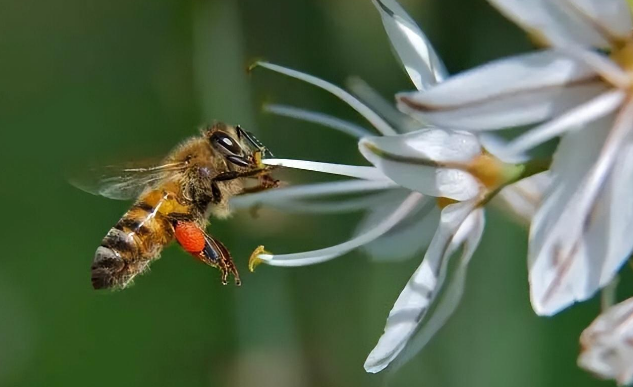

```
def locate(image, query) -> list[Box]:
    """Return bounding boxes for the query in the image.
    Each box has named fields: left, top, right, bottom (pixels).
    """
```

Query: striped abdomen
left=92, top=187, right=194, bottom=289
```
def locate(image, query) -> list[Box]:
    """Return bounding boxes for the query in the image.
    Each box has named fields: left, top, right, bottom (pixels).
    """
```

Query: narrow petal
left=387, top=208, right=485, bottom=372
left=372, top=0, right=448, bottom=89
left=354, top=192, right=440, bottom=261
left=529, top=101, right=633, bottom=316
left=254, top=62, right=397, bottom=135
left=399, top=81, right=609, bottom=131
left=398, top=50, right=596, bottom=109
left=264, top=104, right=373, bottom=138
left=502, top=90, right=624, bottom=155
left=561, top=0, right=633, bottom=44
left=257, top=193, right=424, bottom=266
left=231, top=179, right=398, bottom=208
left=558, top=45, right=631, bottom=89
left=488, top=0, right=616, bottom=48
left=262, top=158, right=391, bottom=181
left=495, top=172, right=551, bottom=225
left=578, top=297, right=633, bottom=385
left=359, top=130, right=482, bottom=200
left=364, top=201, right=480, bottom=373
left=346, top=77, right=419, bottom=132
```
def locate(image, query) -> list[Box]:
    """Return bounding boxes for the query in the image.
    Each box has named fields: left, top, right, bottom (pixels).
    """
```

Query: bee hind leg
left=174, top=221, right=241, bottom=286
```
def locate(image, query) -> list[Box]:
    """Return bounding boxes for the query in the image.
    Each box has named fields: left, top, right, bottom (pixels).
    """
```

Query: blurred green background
left=0, top=0, right=626, bottom=386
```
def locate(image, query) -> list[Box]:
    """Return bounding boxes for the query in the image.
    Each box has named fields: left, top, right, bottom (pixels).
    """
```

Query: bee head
left=205, top=123, right=273, bottom=168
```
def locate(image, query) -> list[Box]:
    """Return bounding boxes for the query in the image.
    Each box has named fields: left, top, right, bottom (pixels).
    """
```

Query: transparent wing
left=70, top=160, right=186, bottom=200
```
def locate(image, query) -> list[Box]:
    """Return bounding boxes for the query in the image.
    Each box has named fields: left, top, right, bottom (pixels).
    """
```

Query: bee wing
left=70, top=161, right=186, bottom=200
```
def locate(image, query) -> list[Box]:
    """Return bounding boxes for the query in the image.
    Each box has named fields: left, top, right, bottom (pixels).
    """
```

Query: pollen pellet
left=175, top=222, right=206, bottom=253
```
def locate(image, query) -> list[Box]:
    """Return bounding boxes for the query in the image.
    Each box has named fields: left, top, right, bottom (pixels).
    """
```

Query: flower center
left=436, top=197, right=458, bottom=209
left=467, top=153, right=508, bottom=191
left=611, top=39, right=633, bottom=78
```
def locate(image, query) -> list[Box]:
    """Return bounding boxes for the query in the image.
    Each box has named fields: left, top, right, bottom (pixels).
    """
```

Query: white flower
left=241, top=0, right=543, bottom=375
left=395, top=0, right=633, bottom=317
left=579, top=296, right=633, bottom=385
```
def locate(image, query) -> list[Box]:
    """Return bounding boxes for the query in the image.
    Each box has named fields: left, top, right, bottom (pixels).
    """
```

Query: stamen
left=264, top=104, right=373, bottom=138
left=251, top=193, right=426, bottom=267
left=262, top=158, right=391, bottom=181
left=231, top=180, right=398, bottom=208
left=253, top=62, right=398, bottom=136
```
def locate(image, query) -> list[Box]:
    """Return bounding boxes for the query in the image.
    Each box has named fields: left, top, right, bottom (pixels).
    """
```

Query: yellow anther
left=611, top=39, right=633, bottom=76
left=248, top=245, right=270, bottom=272
left=436, top=197, right=458, bottom=209
left=467, top=153, right=506, bottom=190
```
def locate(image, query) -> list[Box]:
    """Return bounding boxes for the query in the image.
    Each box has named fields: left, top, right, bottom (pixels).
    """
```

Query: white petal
left=488, top=0, right=616, bottom=48
left=232, top=179, right=398, bottom=208
left=388, top=208, right=485, bottom=371
left=262, top=159, right=391, bottom=181
left=399, top=81, right=609, bottom=131
left=478, top=133, right=530, bottom=164
left=258, top=193, right=424, bottom=266
left=561, top=0, right=633, bottom=44
left=372, top=0, right=448, bottom=89
left=502, top=90, right=624, bottom=155
left=578, top=297, right=633, bottom=385
left=264, top=104, right=373, bottom=138
left=355, top=192, right=439, bottom=261
left=398, top=50, right=596, bottom=109
left=529, top=101, right=633, bottom=315
left=558, top=45, right=631, bottom=89
left=364, top=201, right=479, bottom=373
left=255, top=62, right=397, bottom=136
left=601, top=139, right=633, bottom=287
left=346, top=77, right=419, bottom=132
left=495, top=172, right=551, bottom=225
left=359, top=130, right=482, bottom=200
left=398, top=81, right=608, bottom=131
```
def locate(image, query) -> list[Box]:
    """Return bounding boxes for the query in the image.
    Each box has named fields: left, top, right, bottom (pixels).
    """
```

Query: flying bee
left=74, top=123, right=279, bottom=290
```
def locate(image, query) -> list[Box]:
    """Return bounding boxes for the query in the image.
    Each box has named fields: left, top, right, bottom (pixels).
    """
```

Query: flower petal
left=359, top=129, right=482, bottom=200
left=372, top=0, right=448, bottom=89
left=495, top=172, right=551, bottom=226
left=264, top=104, right=373, bottom=138
left=501, top=90, right=624, bottom=155
left=578, top=297, right=633, bottom=386
left=364, top=201, right=480, bottom=373
left=558, top=45, right=631, bottom=89
left=387, top=208, right=485, bottom=372
left=257, top=192, right=424, bottom=266
left=488, top=0, right=618, bottom=48
left=398, top=50, right=596, bottom=109
left=561, top=0, right=633, bottom=44
left=346, top=77, right=419, bottom=132
left=529, top=101, right=633, bottom=315
left=354, top=191, right=439, bottom=261
left=400, top=81, right=608, bottom=131
left=262, top=158, right=391, bottom=181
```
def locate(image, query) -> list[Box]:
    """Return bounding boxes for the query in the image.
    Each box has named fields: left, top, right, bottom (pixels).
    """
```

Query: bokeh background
left=1, top=0, right=629, bottom=386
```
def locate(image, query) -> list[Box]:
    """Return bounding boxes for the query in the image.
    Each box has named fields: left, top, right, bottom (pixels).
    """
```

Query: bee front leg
left=173, top=221, right=241, bottom=286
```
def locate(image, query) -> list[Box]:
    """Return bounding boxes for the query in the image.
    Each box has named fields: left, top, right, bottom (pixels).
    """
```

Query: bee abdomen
left=91, top=245, right=126, bottom=289
left=100, top=227, right=138, bottom=258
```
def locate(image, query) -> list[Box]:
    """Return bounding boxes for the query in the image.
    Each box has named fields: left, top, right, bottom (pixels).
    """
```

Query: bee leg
left=211, top=181, right=222, bottom=204
left=212, top=168, right=267, bottom=182
left=174, top=221, right=241, bottom=286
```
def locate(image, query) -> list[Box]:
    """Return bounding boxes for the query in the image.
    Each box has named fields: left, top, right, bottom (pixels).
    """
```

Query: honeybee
left=74, top=123, right=279, bottom=290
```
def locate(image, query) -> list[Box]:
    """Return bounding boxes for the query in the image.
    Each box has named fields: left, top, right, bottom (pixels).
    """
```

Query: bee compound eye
left=210, top=131, right=243, bottom=156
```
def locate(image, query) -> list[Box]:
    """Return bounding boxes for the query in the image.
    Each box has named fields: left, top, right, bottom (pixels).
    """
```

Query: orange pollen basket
left=174, top=222, right=206, bottom=253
